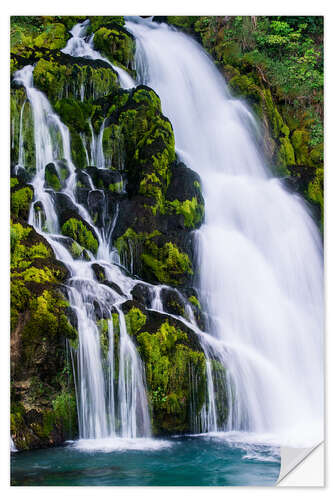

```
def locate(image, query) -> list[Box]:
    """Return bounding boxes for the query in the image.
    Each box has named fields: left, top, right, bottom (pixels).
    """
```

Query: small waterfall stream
left=14, top=62, right=151, bottom=441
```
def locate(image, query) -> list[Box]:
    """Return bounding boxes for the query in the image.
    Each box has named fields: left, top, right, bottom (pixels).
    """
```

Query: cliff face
left=156, top=16, right=324, bottom=228
left=10, top=16, right=216, bottom=449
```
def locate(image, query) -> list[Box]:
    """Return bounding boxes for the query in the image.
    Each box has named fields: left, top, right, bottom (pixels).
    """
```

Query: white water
left=126, top=17, right=324, bottom=447
left=62, top=20, right=135, bottom=90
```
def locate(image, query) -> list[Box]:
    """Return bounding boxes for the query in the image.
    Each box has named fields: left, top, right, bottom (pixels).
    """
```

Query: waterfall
left=61, top=19, right=135, bottom=90
left=126, top=17, right=324, bottom=447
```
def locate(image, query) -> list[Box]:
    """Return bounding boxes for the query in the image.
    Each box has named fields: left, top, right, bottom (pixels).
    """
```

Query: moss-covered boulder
left=118, top=301, right=223, bottom=434
left=93, top=24, right=135, bottom=69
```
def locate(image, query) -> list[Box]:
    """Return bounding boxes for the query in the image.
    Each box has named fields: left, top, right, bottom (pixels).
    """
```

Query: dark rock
left=161, top=287, right=185, bottom=316
left=66, top=306, right=78, bottom=331
left=91, top=263, right=106, bottom=282
left=87, top=189, right=105, bottom=227
left=76, top=168, right=92, bottom=189
left=166, top=162, right=203, bottom=202
left=15, top=165, right=32, bottom=184
left=131, top=283, right=153, bottom=308
left=102, top=280, right=124, bottom=296
left=53, top=193, right=78, bottom=226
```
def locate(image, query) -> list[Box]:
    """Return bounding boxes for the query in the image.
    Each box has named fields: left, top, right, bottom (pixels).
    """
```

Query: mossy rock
left=229, top=74, right=261, bottom=103
left=33, top=53, right=118, bottom=103
left=136, top=318, right=207, bottom=434
left=61, top=217, right=99, bottom=255
left=10, top=219, right=78, bottom=450
left=44, top=163, right=62, bottom=191
left=93, top=24, right=135, bottom=69
left=34, top=23, right=69, bottom=50
left=291, top=129, right=310, bottom=166
left=11, top=184, right=33, bottom=220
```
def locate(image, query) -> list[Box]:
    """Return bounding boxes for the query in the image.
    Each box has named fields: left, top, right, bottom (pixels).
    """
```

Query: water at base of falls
left=11, top=435, right=280, bottom=486
left=126, top=16, right=324, bottom=448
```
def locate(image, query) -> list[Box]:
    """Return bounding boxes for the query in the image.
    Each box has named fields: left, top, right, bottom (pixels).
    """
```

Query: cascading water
left=13, top=51, right=151, bottom=442
left=126, top=17, right=324, bottom=447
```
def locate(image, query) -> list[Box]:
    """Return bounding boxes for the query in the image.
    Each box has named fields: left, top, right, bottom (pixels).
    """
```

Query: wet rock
left=102, top=280, right=124, bottom=296
left=87, top=189, right=105, bottom=227
left=160, top=287, right=185, bottom=316
left=44, top=162, right=62, bottom=191
left=91, top=263, right=106, bottom=282
left=131, top=283, right=153, bottom=308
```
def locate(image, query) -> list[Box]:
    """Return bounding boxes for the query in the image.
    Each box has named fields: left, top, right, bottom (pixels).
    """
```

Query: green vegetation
left=137, top=320, right=207, bottom=433
left=11, top=186, right=33, bottom=220
left=61, top=218, right=98, bottom=255
left=125, top=307, right=147, bottom=335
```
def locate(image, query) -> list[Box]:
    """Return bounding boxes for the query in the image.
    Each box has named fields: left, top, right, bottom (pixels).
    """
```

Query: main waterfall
left=126, top=17, right=324, bottom=447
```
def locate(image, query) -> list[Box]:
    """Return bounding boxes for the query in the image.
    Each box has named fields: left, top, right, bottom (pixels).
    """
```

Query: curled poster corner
left=276, top=442, right=324, bottom=486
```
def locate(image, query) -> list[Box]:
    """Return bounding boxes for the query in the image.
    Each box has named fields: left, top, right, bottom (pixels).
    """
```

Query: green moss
left=54, top=99, right=91, bottom=133
left=188, top=295, right=201, bottom=310
left=141, top=241, right=193, bottom=286
left=86, top=16, right=125, bottom=34
left=263, top=88, right=290, bottom=140
left=11, top=186, right=33, bottom=220
left=308, top=167, right=324, bottom=217
left=108, top=181, right=124, bottom=192
left=229, top=74, right=261, bottom=102
left=93, top=25, right=134, bottom=68
left=11, top=178, right=19, bottom=188
left=23, top=290, right=76, bottom=341
left=97, top=318, right=109, bottom=357
left=61, top=218, right=98, bottom=255
left=70, top=241, right=85, bottom=259
left=167, top=197, right=204, bottom=228
left=52, top=391, right=77, bottom=433
left=45, top=165, right=61, bottom=191
left=125, top=307, right=147, bottom=335
left=137, top=320, right=207, bottom=433
left=291, top=129, right=310, bottom=165
left=165, top=16, right=198, bottom=33
left=112, top=312, right=120, bottom=335
left=277, top=136, right=296, bottom=171
left=33, top=58, right=118, bottom=103
left=34, top=23, right=69, bottom=50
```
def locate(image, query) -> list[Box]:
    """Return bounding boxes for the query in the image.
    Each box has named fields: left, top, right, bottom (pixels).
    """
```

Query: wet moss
left=229, top=74, right=261, bottom=103
left=141, top=241, right=193, bottom=286
left=11, top=185, right=33, bottom=220
left=44, top=163, right=61, bottom=191
left=34, top=23, right=69, bottom=50
left=93, top=25, right=135, bottom=69
left=166, top=197, right=204, bottom=228
left=291, top=129, right=311, bottom=166
left=33, top=57, right=118, bottom=103
left=124, top=307, right=147, bottom=336
left=136, top=320, right=207, bottom=434
left=188, top=295, right=201, bottom=310
left=307, top=167, right=324, bottom=225
left=61, top=218, right=98, bottom=255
